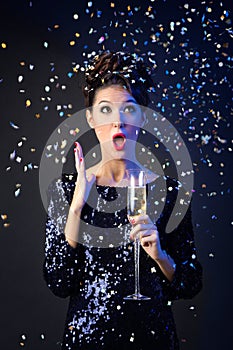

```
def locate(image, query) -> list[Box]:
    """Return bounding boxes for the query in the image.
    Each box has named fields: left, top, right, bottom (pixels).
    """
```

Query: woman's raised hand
left=70, top=142, right=96, bottom=214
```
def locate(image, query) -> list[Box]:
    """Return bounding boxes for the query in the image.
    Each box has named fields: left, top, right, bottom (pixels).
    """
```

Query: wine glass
left=124, top=169, right=151, bottom=301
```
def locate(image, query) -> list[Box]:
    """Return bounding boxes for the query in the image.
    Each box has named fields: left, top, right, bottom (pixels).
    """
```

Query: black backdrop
left=0, top=0, right=232, bottom=349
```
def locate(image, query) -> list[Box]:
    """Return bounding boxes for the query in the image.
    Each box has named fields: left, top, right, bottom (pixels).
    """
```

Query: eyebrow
left=98, top=99, right=137, bottom=105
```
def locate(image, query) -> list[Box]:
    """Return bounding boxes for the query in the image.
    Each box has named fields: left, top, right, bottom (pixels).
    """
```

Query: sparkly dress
left=44, top=174, right=202, bottom=350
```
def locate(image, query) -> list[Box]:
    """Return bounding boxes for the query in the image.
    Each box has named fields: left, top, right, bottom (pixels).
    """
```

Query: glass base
left=123, top=293, right=151, bottom=301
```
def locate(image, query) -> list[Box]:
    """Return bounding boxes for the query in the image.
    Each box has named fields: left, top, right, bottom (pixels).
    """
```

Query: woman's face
left=86, top=85, right=145, bottom=160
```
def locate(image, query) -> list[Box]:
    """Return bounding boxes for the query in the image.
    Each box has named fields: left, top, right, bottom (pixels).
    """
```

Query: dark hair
left=83, top=51, right=155, bottom=108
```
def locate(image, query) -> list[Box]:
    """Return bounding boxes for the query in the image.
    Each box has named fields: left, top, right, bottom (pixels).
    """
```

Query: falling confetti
left=10, top=121, right=20, bottom=129
left=0, top=0, right=232, bottom=348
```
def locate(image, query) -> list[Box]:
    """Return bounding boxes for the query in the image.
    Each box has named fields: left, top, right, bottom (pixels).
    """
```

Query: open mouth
left=112, top=133, right=126, bottom=151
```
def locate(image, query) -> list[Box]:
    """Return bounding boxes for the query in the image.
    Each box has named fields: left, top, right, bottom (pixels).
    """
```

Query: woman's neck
left=95, top=159, right=141, bottom=186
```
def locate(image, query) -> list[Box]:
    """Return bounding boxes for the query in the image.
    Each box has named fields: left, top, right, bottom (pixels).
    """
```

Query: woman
left=44, top=51, right=202, bottom=349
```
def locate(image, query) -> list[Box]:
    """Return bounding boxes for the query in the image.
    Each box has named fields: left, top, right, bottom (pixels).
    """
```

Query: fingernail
left=80, top=157, right=83, bottom=162
left=130, top=218, right=135, bottom=224
left=74, top=148, right=77, bottom=153
left=74, top=142, right=78, bottom=146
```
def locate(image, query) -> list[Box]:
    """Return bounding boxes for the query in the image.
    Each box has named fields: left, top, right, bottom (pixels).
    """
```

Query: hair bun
left=83, top=51, right=155, bottom=107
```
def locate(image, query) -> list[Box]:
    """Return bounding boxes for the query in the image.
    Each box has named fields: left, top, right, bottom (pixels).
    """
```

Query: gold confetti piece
left=35, top=113, right=40, bottom=119
left=75, top=32, right=80, bottom=38
left=1, top=214, right=7, bottom=220
left=4, top=222, right=10, bottom=228
left=54, top=24, right=59, bottom=29
left=110, top=2, right=115, bottom=7
left=70, top=128, right=80, bottom=135
left=25, top=99, right=31, bottom=107
left=1, top=42, right=7, bottom=49
left=61, top=140, right=67, bottom=149
left=70, top=40, right=75, bottom=46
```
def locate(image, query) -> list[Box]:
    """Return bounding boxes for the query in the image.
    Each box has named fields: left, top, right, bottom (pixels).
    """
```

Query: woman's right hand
left=70, top=142, right=96, bottom=214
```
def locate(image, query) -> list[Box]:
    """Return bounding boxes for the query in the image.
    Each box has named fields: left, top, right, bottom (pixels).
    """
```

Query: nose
left=112, top=109, right=126, bottom=128
left=113, top=121, right=125, bottom=128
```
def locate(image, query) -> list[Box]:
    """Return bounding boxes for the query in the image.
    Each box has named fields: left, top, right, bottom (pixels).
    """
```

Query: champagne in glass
left=124, top=169, right=151, bottom=301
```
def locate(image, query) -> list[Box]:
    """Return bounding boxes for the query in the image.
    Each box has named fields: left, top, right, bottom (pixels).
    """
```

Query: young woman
left=44, top=51, right=202, bottom=349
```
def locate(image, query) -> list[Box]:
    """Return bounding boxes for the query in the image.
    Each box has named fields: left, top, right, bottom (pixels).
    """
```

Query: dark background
left=0, top=0, right=232, bottom=349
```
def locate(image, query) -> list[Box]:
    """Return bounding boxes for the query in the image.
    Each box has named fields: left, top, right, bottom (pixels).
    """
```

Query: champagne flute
left=124, top=169, right=151, bottom=301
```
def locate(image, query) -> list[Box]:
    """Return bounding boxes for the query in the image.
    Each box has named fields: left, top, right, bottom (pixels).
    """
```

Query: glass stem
left=134, top=237, right=140, bottom=296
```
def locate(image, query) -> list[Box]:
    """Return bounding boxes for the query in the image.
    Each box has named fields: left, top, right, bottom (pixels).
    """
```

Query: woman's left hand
left=129, top=214, right=165, bottom=262
left=129, top=214, right=176, bottom=281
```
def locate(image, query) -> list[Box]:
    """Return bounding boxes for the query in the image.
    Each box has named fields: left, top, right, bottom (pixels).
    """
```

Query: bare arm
left=64, top=142, right=95, bottom=248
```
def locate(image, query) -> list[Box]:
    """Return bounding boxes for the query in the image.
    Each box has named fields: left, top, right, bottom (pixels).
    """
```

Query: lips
left=112, top=133, right=126, bottom=151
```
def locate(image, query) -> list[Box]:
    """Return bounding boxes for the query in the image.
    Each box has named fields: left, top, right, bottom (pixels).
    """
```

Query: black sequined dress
left=44, top=174, right=202, bottom=350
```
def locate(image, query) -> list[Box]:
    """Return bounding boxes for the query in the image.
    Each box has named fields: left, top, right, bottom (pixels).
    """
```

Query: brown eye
left=101, top=106, right=112, bottom=114
left=124, top=105, right=136, bottom=113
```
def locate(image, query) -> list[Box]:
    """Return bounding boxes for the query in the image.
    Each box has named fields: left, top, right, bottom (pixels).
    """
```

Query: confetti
left=14, top=185, right=21, bottom=197
left=25, top=99, right=31, bottom=107
left=18, top=75, right=24, bottom=83
left=1, top=0, right=232, bottom=347
left=10, top=121, right=20, bottom=129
